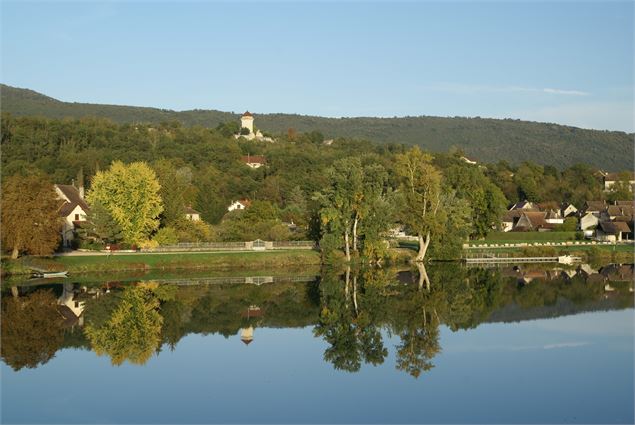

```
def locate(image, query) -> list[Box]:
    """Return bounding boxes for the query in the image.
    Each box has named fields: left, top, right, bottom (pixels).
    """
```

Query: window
left=75, top=214, right=79, bottom=221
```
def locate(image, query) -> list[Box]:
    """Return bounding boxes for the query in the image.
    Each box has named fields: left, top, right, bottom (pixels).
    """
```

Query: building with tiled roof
left=55, top=184, right=90, bottom=248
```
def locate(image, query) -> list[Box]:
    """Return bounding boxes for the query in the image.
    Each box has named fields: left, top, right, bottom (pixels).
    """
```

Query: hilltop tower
left=240, top=111, right=254, bottom=135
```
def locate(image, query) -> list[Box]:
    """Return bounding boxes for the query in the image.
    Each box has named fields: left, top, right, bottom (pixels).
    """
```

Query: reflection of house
left=227, top=199, right=251, bottom=212
left=55, top=184, right=90, bottom=248
left=184, top=206, right=201, bottom=221
left=57, top=283, right=87, bottom=326
left=240, top=326, right=254, bottom=345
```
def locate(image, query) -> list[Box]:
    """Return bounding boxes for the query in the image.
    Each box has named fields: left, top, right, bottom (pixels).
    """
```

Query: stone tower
left=240, top=111, right=254, bottom=135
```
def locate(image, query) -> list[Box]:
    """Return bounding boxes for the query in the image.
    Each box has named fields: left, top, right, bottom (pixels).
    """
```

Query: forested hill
left=2, top=84, right=632, bottom=170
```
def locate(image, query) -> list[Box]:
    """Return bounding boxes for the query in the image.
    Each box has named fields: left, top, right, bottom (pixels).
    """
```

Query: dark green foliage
left=2, top=84, right=632, bottom=170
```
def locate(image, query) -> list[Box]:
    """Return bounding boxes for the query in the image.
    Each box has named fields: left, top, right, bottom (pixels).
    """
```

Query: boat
left=29, top=270, right=69, bottom=279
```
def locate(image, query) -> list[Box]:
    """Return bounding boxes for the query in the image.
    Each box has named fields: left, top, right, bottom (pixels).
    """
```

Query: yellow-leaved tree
left=87, top=161, right=163, bottom=245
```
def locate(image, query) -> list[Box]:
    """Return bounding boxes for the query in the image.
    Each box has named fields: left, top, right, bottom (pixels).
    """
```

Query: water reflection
left=1, top=264, right=633, bottom=375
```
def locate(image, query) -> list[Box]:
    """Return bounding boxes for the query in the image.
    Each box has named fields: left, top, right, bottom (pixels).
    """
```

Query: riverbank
left=1, top=250, right=322, bottom=276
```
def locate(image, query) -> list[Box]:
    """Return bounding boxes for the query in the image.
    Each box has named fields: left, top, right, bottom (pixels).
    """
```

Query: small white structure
left=580, top=212, right=599, bottom=231
left=227, top=199, right=251, bottom=212
left=461, top=156, right=477, bottom=165
left=184, top=206, right=201, bottom=221
left=561, top=203, right=578, bottom=218
left=509, top=200, right=535, bottom=211
left=603, top=172, right=635, bottom=192
left=241, top=155, right=266, bottom=169
left=545, top=209, right=564, bottom=225
left=240, top=326, right=254, bottom=345
left=55, top=184, right=90, bottom=248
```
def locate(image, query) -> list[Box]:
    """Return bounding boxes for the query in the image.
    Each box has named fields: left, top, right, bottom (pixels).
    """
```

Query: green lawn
left=471, top=231, right=578, bottom=245
left=3, top=250, right=321, bottom=276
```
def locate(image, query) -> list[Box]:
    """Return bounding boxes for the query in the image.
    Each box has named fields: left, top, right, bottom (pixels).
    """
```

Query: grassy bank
left=2, top=250, right=322, bottom=276
left=471, top=231, right=578, bottom=245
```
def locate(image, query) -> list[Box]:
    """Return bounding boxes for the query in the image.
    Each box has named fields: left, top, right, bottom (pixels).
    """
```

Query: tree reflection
left=1, top=290, right=65, bottom=371
left=84, top=285, right=163, bottom=366
left=314, top=267, right=388, bottom=372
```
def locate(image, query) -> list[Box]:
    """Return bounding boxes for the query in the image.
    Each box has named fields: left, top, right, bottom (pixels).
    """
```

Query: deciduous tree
left=1, top=174, right=61, bottom=258
left=87, top=161, right=163, bottom=244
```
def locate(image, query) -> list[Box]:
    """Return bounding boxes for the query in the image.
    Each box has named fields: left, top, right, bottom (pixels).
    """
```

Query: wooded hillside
left=2, top=84, right=632, bottom=170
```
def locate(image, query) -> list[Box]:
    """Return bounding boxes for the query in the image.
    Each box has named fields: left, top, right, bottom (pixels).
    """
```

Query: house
left=596, top=221, right=632, bottom=242
left=580, top=212, right=599, bottom=234
left=184, top=206, right=201, bottom=221
left=227, top=199, right=251, bottom=212
left=461, top=156, right=477, bottom=165
left=513, top=211, right=551, bottom=232
left=55, top=184, right=90, bottom=248
left=561, top=203, right=578, bottom=218
left=509, top=200, right=536, bottom=211
left=240, top=155, right=266, bottom=169
left=501, top=209, right=524, bottom=232
left=603, top=172, right=635, bottom=192
left=582, top=200, right=606, bottom=216
left=545, top=209, right=564, bottom=225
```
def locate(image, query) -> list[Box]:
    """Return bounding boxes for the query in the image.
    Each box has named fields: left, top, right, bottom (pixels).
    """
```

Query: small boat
left=30, top=270, right=69, bottom=279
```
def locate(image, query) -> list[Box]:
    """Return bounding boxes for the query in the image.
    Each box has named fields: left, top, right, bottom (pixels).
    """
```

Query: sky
left=1, top=1, right=633, bottom=132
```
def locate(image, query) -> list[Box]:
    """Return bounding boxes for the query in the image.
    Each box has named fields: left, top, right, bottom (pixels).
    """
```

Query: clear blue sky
left=2, top=1, right=633, bottom=131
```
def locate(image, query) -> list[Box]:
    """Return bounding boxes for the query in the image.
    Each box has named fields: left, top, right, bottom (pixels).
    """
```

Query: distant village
left=501, top=171, right=634, bottom=242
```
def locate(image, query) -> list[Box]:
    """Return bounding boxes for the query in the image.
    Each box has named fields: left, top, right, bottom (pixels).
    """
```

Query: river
left=1, top=263, right=633, bottom=423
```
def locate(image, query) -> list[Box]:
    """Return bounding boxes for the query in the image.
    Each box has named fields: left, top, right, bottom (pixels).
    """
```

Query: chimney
left=79, top=185, right=85, bottom=200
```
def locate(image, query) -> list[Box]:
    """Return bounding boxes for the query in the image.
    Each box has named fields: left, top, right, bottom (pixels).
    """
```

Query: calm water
left=1, top=264, right=633, bottom=424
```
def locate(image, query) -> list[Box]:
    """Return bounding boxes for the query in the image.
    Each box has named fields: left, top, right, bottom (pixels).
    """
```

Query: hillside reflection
left=2, top=263, right=633, bottom=376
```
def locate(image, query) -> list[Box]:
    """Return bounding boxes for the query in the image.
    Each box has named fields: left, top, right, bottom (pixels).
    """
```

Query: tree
left=395, top=147, right=445, bottom=262
left=1, top=174, right=61, bottom=258
left=444, top=163, right=507, bottom=238
left=317, top=158, right=364, bottom=262
left=87, top=161, right=163, bottom=244
left=0, top=290, right=65, bottom=370
left=84, top=199, right=124, bottom=244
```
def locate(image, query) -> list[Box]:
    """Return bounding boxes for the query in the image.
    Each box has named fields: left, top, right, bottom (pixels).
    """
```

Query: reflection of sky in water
left=2, top=310, right=633, bottom=424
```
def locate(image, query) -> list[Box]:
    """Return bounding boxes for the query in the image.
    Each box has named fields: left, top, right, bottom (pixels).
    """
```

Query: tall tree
left=396, top=147, right=445, bottom=262
left=1, top=174, right=61, bottom=258
left=87, top=161, right=163, bottom=244
left=317, top=158, right=363, bottom=262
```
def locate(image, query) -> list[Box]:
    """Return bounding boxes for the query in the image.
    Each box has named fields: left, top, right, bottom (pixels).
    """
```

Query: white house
left=580, top=212, right=599, bottom=237
left=184, top=206, right=201, bottom=221
left=241, top=155, right=266, bottom=169
left=55, top=184, right=90, bottom=248
left=509, top=200, right=535, bottom=211
left=603, top=172, right=635, bottom=192
left=561, top=203, right=578, bottom=218
left=545, top=209, right=564, bottom=225
left=227, top=199, right=251, bottom=212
